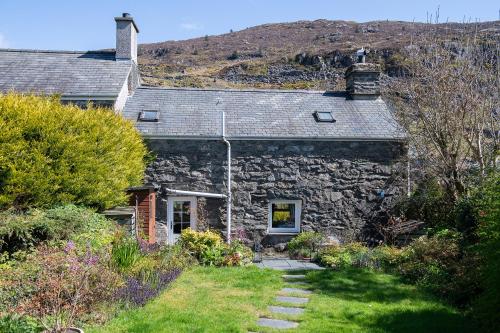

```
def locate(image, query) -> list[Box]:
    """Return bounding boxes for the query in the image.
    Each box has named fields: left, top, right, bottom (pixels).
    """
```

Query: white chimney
left=115, top=13, right=139, bottom=62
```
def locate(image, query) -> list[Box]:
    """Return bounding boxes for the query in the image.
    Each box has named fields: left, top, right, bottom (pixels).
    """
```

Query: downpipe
left=222, top=111, right=232, bottom=244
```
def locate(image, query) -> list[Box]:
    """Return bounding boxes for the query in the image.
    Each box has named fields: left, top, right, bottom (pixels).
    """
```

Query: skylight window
left=314, top=111, right=335, bottom=123
left=139, top=110, right=159, bottom=122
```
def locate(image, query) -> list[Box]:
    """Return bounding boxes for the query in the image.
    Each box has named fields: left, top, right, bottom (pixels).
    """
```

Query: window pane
left=140, top=110, right=158, bottom=120
left=272, top=203, right=295, bottom=229
left=316, top=111, right=334, bottom=122
left=174, top=211, right=183, bottom=223
left=182, top=201, right=191, bottom=212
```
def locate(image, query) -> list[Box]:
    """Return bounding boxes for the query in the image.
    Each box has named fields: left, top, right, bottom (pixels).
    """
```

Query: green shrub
left=179, top=228, right=252, bottom=267
left=0, top=93, right=147, bottom=210
left=0, top=314, right=43, bottom=333
left=111, top=237, right=142, bottom=272
left=199, top=245, right=225, bottom=266
left=0, top=205, right=116, bottom=255
left=11, top=245, right=120, bottom=332
left=223, top=240, right=253, bottom=266
left=159, top=244, right=196, bottom=270
left=179, top=228, right=223, bottom=257
left=398, top=232, right=480, bottom=305
left=371, top=245, right=403, bottom=271
left=287, top=231, right=325, bottom=259
left=317, top=242, right=371, bottom=269
left=472, top=172, right=500, bottom=331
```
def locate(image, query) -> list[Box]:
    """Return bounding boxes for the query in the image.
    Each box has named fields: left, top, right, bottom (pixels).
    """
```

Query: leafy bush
left=0, top=205, right=116, bottom=255
left=371, top=245, right=403, bottom=271
left=0, top=314, right=43, bottom=333
left=179, top=228, right=222, bottom=255
left=287, top=231, right=325, bottom=259
left=159, top=244, right=196, bottom=271
left=317, top=242, right=371, bottom=269
left=5, top=245, right=120, bottom=332
left=0, top=93, right=147, bottom=210
left=223, top=240, right=253, bottom=266
left=179, top=228, right=252, bottom=267
left=398, top=231, right=480, bottom=305
left=472, top=173, right=500, bottom=331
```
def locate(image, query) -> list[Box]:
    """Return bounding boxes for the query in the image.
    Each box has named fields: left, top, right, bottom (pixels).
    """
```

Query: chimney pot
left=356, top=47, right=367, bottom=63
left=122, top=13, right=131, bottom=18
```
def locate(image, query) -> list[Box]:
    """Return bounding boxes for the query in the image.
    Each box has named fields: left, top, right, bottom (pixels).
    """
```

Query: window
left=172, top=200, right=192, bottom=233
left=314, top=111, right=335, bottom=123
left=268, top=200, right=301, bottom=234
left=139, top=110, right=159, bottom=122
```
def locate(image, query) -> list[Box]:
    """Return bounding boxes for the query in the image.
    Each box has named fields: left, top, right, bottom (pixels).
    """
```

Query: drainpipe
left=222, top=110, right=232, bottom=244
left=407, top=150, right=411, bottom=197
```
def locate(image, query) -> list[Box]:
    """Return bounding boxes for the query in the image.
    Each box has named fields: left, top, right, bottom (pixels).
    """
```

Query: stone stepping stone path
left=268, top=305, right=305, bottom=315
left=257, top=318, right=299, bottom=329
left=280, top=287, right=312, bottom=295
left=275, top=295, right=309, bottom=304
left=282, top=274, right=306, bottom=280
left=254, top=272, right=313, bottom=331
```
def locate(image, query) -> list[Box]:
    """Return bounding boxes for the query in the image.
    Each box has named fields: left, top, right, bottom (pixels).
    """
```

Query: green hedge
left=0, top=205, right=116, bottom=255
left=0, top=93, right=147, bottom=209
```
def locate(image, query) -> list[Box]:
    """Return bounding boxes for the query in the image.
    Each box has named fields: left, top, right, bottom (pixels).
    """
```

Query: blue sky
left=0, top=0, right=498, bottom=50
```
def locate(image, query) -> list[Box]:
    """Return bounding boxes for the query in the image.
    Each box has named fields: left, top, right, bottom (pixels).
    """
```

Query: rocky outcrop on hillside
left=137, top=19, right=499, bottom=89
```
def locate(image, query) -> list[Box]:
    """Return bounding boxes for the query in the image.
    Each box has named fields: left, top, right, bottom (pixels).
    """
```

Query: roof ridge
left=0, top=48, right=116, bottom=55
left=136, top=85, right=337, bottom=95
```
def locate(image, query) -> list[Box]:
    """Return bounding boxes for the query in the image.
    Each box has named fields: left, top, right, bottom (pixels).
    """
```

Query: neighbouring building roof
left=0, top=49, right=133, bottom=98
left=122, top=86, right=406, bottom=140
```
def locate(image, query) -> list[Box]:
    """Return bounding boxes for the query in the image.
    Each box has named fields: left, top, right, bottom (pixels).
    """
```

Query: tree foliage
left=0, top=93, right=147, bottom=209
left=385, top=27, right=499, bottom=200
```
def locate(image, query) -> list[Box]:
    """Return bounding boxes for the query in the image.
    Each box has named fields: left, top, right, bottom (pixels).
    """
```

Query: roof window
left=314, top=111, right=335, bottom=123
left=139, top=110, right=159, bottom=122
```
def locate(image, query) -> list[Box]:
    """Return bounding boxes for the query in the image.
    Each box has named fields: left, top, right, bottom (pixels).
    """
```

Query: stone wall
left=145, top=139, right=407, bottom=245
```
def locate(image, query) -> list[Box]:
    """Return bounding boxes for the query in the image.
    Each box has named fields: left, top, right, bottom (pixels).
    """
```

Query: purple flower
left=114, top=268, right=181, bottom=306
left=64, top=240, right=76, bottom=253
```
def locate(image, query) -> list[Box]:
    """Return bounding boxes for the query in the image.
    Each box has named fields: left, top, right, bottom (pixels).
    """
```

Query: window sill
left=267, top=231, right=300, bottom=235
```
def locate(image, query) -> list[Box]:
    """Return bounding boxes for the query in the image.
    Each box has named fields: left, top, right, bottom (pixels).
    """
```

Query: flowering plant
left=14, top=243, right=120, bottom=332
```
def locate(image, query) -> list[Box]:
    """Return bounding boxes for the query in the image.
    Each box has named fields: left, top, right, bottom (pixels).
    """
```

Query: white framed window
left=268, top=200, right=301, bottom=234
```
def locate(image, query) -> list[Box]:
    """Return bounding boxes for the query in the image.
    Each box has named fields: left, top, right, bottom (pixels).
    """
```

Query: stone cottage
left=0, top=13, right=407, bottom=246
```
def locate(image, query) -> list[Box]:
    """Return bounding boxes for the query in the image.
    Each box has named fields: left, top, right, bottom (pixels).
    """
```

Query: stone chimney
left=115, top=13, right=139, bottom=62
left=345, top=48, right=381, bottom=99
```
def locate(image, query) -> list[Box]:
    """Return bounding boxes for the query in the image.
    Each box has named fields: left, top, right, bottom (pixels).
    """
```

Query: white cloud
left=179, top=22, right=203, bottom=31
left=0, top=33, right=9, bottom=48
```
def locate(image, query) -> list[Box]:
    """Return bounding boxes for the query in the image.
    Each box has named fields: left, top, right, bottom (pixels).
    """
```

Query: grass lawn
left=88, top=266, right=474, bottom=333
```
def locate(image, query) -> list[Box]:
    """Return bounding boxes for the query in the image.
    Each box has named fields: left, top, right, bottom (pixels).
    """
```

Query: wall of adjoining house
left=145, top=139, right=407, bottom=246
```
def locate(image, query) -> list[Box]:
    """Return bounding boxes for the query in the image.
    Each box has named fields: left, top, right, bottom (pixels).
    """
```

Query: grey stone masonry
left=115, top=13, right=139, bottom=62
left=345, top=62, right=381, bottom=98
left=145, top=139, right=406, bottom=245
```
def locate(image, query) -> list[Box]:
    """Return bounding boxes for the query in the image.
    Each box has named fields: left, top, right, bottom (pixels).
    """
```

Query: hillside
left=137, top=19, right=499, bottom=90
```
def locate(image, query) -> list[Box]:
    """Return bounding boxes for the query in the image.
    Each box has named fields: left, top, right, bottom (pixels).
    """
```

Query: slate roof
left=0, top=49, right=132, bottom=97
left=123, top=87, right=405, bottom=140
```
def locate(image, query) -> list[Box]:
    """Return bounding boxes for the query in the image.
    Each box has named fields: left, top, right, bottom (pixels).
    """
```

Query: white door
left=167, top=197, right=197, bottom=245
